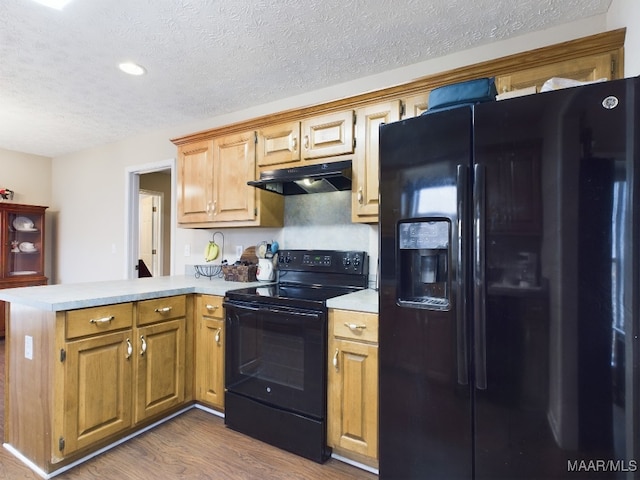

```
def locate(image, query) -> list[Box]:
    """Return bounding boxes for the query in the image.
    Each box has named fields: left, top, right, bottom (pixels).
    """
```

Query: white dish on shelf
left=12, top=216, right=35, bottom=231
left=9, top=270, right=38, bottom=276
left=19, top=242, right=37, bottom=252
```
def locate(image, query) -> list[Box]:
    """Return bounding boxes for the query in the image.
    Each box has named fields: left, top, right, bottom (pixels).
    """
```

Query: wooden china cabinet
left=0, top=203, right=48, bottom=337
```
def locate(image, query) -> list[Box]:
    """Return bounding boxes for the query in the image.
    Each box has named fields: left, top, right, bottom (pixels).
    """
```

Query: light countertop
left=0, top=275, right=379, bottom=313
left=327, top=288, right=378, bottom=314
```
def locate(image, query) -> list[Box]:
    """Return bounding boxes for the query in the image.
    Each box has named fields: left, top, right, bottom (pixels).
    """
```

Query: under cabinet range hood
left=247, top=160, right=352, bottom=195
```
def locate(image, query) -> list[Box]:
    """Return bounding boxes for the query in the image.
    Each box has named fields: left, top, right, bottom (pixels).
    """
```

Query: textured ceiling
left=0, top=0, right=612, bottom=158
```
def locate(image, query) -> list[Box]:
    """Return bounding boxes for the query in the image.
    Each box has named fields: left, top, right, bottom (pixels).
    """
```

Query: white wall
left=608, top=0, right=640, bottom=76
left=0, top=148, right=52, bottom=206
left=52, top=13, right=631, bottom=284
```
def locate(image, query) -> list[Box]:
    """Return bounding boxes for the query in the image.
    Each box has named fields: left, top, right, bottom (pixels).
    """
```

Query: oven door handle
left=225, top=301, right=323, bottom=319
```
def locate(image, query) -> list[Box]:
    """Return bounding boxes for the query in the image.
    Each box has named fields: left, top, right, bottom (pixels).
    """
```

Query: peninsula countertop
left=0, top=275, right=379, bottom=313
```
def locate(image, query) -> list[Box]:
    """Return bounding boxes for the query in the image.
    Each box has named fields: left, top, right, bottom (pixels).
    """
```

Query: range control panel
left=278, top=249, right=368, bottom=275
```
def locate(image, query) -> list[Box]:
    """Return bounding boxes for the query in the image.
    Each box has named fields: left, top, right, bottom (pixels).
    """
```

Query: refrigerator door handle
left=473, top=163, right=488, bottom=390
left=456, top=165, right=469, bottom=385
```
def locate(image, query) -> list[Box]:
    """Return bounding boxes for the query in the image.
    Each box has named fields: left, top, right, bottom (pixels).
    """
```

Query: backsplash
left=282, top=191, right=369, bottom=249
left=283, top=191, right=378, bottom=288
left=184, top=190, right=379, bottom=288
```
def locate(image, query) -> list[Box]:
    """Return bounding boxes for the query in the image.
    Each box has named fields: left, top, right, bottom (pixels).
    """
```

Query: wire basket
left=194, top=264, right=224, bottom=279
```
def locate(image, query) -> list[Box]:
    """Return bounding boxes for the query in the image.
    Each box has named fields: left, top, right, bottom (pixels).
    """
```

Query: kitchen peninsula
left=0, top=275, right=377, bottom=477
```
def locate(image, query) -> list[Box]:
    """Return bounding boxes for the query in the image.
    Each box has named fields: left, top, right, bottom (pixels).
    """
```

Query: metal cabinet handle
left=205, top=304, right=218, bottom=312
left=89, top=316, right=114, bottom=324
left=212, top=201, right=217, bottom=216
left=291, top=136, right=298, bottom=152
left=140, top=335, right=147, bottom=356
left=214, top=328, right=221, bottom=345
left=154, top=306, right=172, bottom=313
left=206, top=201, right=213, bottom=217
left=333, top=348, right=339, bottom=370
left=344, top=322, right=366, bottom=331
left=357, top=187, right=364, bottom=205
left=303, top=135, right=309, bottom=149
left=126, top=338, right=133, bottom=359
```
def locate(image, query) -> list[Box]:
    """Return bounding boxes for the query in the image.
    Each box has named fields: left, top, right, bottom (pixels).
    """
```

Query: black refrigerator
left=378, top=76, right=640, bottom=479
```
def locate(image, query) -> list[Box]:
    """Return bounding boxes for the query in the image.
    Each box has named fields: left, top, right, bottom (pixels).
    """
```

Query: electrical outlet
left=236, top=245, right=243, bottom=259
left=25, top=335, right=33, bottom=360
left=184, top=244, right=191, bottom=256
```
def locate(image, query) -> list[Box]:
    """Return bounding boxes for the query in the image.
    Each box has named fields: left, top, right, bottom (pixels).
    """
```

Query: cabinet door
left=63, top=330, right=133, bottom=455
left=196, top=296, right=225, bottom=410
left=0, top=203, right=47, bottom=283
left=257, top=121, right=301, bottom=167
left=495, top=52, right=616, bottom=96
left=212, top=131, right=256, bottom=222
left=352, top=101, right=401, bottom=223
left=301, top=110, right=354, bottom=160
left=177, top=140, right=214, bottom=223
left=402, top=92, right=429, bottom=118
left=195, top=296, right=225, bottom=409
left=134, top=318, right=186, bottom=423
left=328, top=336, right=379, bottom=460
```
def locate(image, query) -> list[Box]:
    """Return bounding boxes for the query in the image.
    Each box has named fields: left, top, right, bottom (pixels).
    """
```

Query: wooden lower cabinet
left=134, top=318, right=186, bottom=422
left=63, top=329, right=134, bottom=454
left=194, top=294, right=225, bottom=410
left=134, top=296, right=187, bottom=423
left=5, top=292, right=381, bottom=475
left=5, top=297, right=189, bottom=474
left=327, top=309, right=378, bottom=467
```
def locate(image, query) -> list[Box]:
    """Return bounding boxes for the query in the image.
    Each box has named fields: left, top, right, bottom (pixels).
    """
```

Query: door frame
left=125, top=159, right=176, bottom=279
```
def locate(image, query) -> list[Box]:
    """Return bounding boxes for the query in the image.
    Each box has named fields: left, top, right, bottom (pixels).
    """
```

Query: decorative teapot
left=256, top=258, right=275, bottom=282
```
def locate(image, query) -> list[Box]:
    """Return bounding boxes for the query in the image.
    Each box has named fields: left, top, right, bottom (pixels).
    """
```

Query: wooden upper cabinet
left=495, top=52, right=618, bottom=95
left=352, top=100, right=401, bottom=223
left=257, top=121, right=301, bottom=167
left=177, top=140, right=214, bottom=223
left=301, top=110, right=355, bottom=160
left=212, top=131, right=256, bottom=222
left=177, top=132, right=284, bottom=228
left=171, top=29, right=625, bottom=228
left=257, top=110, right=355, bottom=170
left=402, top=92, right=430, bottom=119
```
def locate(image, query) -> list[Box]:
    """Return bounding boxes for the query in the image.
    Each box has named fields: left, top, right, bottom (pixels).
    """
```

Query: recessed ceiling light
left=118, top=62, right=147, bottom=76
left=31, top=0, right=74, bottom=10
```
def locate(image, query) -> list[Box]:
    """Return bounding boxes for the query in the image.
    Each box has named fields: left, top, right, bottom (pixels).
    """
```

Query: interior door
left=138, top=191, right=162, bottom=276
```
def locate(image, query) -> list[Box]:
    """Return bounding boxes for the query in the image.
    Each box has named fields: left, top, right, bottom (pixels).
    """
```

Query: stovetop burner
left=225, top=249, right=369, bottom=309
left=225, top=283, right=360, bottom=309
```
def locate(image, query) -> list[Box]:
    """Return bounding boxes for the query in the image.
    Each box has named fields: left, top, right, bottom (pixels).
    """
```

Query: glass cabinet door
left=1, top=204, right=47, bottom=281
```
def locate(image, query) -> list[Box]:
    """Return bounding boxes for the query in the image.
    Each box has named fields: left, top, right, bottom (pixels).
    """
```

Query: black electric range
left=225, top=249, right=369, bottom=307
left=223, top=249, right=368, bottom=463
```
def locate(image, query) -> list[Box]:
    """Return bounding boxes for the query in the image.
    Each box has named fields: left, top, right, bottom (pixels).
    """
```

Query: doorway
left=125, top=159, right=176, bottom=279
left=139, top=190, right=163, bottom=276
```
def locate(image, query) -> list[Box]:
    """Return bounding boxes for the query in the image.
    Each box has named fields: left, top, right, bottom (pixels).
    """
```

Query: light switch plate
left=25, top=335, right=33, bottom=360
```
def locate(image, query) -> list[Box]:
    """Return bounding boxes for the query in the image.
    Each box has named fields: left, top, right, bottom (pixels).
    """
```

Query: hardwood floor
left=0, top=339, right=376, bottom=479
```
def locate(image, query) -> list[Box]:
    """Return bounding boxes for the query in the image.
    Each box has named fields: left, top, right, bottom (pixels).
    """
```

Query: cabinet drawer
left=331, top=310, right=378, bottom=343
left=199, top=295, right=224, bottom=319
left=66, top=303, right=134, bottom=340
left=137, top=295, right=186, bottom=325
